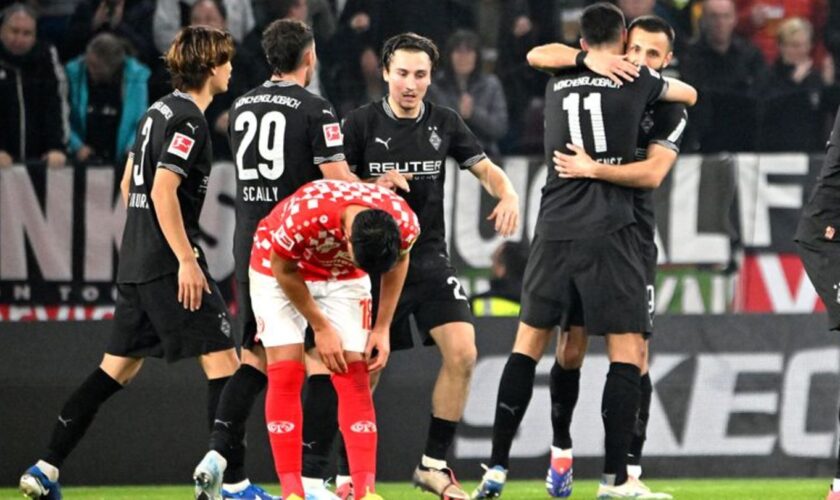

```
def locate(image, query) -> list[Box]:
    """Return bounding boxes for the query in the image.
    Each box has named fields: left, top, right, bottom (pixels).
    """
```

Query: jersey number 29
left=234, top=110, right=286, bottom=180
left=562, top=93, right=607, bottom=153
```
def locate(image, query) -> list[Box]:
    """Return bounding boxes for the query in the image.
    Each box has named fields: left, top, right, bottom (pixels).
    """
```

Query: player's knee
left=560, top=345, right=585, bottom=369
left=443, top=342, right=477, bottom=379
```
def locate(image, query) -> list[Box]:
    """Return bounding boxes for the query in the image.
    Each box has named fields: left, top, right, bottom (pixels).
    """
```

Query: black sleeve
left=43, top=45, right=67, bottom=152
left=446, top=109, right=486, bottom=169
left=342, top=109, right=366, bottom=176
left=156, top=117, right=207, bottom=177
left=638, top=66, right=667, bottom=105
left=648, top=103, right=688, bottom=153
left=308, top=97, right=346, bottom=166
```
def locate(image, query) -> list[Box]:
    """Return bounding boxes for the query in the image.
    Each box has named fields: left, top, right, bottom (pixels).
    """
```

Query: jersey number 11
left=562, top=92, right=607, bottom=153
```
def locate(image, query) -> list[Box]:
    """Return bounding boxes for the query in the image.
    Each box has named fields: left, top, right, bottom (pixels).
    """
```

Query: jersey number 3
left=562, top=93, right=607, bottom=153
left=234, top=110, right=286, bottom=180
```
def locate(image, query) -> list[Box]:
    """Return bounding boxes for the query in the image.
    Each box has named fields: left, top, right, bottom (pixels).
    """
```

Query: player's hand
left=365, top=327, right=390, bottom=373
left=0, top=150, right=13, bottom=168
left=43, top=150, right=67, bottom=169
left=553, top=144, right=599, bottom=179
left=315, top=323, right=348, bottom=373
left=487, top=194, right=519, bottom=237
left=584, top=52, right=639, bottom=86
left=177, top=257, right=210, bottom=311
left=76, top=145, right=94, bottom=162
left=375, top=170, right=412, bottom=192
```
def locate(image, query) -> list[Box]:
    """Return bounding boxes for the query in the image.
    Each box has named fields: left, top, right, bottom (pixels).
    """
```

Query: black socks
left=301, top=374, right=339, bottom=478
left=550, top=362, right=580, bottom=450
left=601, top=362, right=641, bottom=485
left=489, top=353, right=537, bottom=469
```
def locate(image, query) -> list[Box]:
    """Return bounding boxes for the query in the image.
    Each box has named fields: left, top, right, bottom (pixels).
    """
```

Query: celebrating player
left=796, top=108, right=840, bottom=500
left=19, top=26, right=239, bottom=500
left=472, top=4, right=696, bottom=499
left=301, top=32, right=520, bottom=500
left=192, top=18, right=366, bottom=500
left=525, top=15, right=687, bottom=499
left=251, top=179, right=419, bottom=500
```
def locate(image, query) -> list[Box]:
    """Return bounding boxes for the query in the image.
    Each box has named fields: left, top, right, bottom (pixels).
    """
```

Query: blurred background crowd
left=0, top=0, right=838, bottom=167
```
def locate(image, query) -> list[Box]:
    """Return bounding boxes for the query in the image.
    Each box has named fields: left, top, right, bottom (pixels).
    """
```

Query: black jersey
left=634, top=102, right=688, bottom=244
left=118, top=91, right=213, bottom=284
left=538, top=65, right=666, bottom=240
left=796, top=109, right=840, bottom=244
left=229, top=80, right=345, bottom=280
left=344, top=98, right=486, bottom=276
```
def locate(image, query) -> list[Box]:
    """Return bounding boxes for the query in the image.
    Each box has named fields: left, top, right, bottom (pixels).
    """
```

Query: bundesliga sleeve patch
left=167, top=132, right=195, bottom=160
left=322, top=123, right=343, bottom=148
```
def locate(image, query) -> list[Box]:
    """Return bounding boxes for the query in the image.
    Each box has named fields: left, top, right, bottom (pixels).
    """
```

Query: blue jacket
left=65, top=55, right=150, bottom=161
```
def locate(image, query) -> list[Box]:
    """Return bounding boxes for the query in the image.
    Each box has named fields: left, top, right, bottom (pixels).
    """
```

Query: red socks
left=332, top=361, right=377, bottom=495
left=266, top=360, right=305, bottom=499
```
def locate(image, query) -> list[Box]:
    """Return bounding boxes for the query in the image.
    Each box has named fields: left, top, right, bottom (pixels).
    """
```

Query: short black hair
left=580, top=2, right=626, bottom=46
left=350, top=209, right=401, bottom=275
left=628, top=15, right=675, bottom=50
left=381, top=32, right=439, bottom=72
left=261, top=18, right=313, bottom=75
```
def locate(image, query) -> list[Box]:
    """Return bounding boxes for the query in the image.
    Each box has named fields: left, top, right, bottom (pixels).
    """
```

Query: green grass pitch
left=0, top=479, right=830, bottom=499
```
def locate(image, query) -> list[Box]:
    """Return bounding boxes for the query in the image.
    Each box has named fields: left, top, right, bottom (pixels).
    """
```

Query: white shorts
left=249, top=270, right=372, bottom=353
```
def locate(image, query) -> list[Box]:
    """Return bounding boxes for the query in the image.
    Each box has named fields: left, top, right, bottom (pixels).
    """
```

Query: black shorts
left=797, top=239, right=840, bottom=330
left=237, top=279, right=259, bottom=349
left=521, top=225, right=651, bottom=336
left=370, top=263, right=474, bottom=351
left=109, top=272, right=235, bottom=362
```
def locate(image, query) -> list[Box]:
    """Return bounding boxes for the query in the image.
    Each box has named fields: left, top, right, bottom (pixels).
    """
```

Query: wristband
left=575, top=50, right=588, bottom=68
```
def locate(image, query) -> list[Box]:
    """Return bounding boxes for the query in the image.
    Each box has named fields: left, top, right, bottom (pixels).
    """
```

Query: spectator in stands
left=428, top=29, right=508, bottom=160
left=35, top=0, right=78, bottom=49
left=470, top=241, right=528, bottom=317
left=65, top=32, right=149, bottom=165
left=319, top=0, right=378, bottom=103
left=189, top=0, right=255, bottom=159
left=758, top=17, right=836, bottom=151
left=826, top=0, right=840, bottom=69
left=0, top=3, right=67, bottom=168
left=735, top=0, right=827, bottom=65
left=153, top=0, right=254, bottom=55
left=332, top=43, right=384, bottom=117
left=63, top=0, right=156, bottom=66
left=682, top=0, right=768, bottom=152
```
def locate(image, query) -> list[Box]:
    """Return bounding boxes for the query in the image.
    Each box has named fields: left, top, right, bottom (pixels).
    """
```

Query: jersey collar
left=265, top=79, right=297, bottom=88
left=382, top=96, right=425, bottom=123
left=173, top=89, right=196, bottom=103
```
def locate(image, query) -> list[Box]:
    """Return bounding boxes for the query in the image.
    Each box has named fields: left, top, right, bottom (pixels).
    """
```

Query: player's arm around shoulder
left=526, top=43, right=639, bottom=85
left=468, top=158, right=520, bottom=237
left=658, top=71, right=698, bottom=106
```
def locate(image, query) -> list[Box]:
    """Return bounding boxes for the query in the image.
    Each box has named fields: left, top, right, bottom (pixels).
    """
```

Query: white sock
left=222, top=479, right=250, bottom=493
left=601, top=473, right=616, bottom=486
left=627, top=465, right=642, bottom=479
left=832, top=478, right=840, bottom=492
left=421, top=455, right=447, bottom=470
left=551, top=446, right=573, bottom=460
left=35, top=461, right=59, bottom=482
left=336, top=474, right=352, bottom=487
left=302, top=477, right=325, bottom=490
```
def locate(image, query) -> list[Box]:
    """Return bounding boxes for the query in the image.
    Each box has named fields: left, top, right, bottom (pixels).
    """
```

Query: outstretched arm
left=468, top=158, right=520, bottom=237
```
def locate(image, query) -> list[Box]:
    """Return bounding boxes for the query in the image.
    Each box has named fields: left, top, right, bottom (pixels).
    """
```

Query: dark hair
left=350, top=209, right=401, bottom=275
left=267, top=0, right=304, bottom=20
left=443, top=29, right=482, bottom=79
left=381, top=32, right=439, bottom=72
left=165, top=25, right=234, bottom=91
left=628, top=15, right=675, bottom=49
left=580, top=2, right=626, bottom=46
left=191, top=0, right=227, bottom=22
left=497, top=241, right=528, bottom=280
left=261, top=18, right=314, bottom=75
left=86, top=32, right=126, bottom=77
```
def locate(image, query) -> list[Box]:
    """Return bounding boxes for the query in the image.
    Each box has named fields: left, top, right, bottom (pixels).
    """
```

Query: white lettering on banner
left=454, top=158, right=528, bottom=267
left=737, top=154, right=806, bottom=247
left=780, top=347, right=840, bottom=457
left=667, top=156, right=730, bottom=264
left=756, top=254, right=820, bottom=312
left=458, top=352, right=837, bottom=459
left=0, top=166, right=73, bottom=280
left=84, top=168, right=125, bottom=280
left=198, top=161, right=236, bottom=279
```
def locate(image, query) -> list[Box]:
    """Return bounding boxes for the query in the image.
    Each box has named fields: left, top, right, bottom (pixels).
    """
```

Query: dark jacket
left=0, top=41, right=68, bottom=162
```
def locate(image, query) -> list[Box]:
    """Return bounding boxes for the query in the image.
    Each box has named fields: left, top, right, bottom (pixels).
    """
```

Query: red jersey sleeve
left=387, top=193, right=420, bottom=255
left=268, top=201, right=306, bottom=262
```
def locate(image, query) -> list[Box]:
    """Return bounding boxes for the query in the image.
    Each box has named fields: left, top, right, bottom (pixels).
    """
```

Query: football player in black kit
left=796, top=108, right=840, bottom=500
left=472, top=4, right=697, bottom=499
left=300, top=32, right=520, bottom=500
left=524, top=15, right=687, bottom=500
left=19, top=26, right=240, bottom=500
left=191, top=18, right=391, bottom=500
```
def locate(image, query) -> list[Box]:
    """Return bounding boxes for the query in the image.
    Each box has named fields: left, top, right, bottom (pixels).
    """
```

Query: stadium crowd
left=1, top=0, right=839, bottom=169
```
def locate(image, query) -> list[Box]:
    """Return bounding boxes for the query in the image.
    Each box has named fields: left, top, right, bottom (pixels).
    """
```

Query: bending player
left=243, top=179, right=418, bottom=500
left=472, top=4, right=696, bottom=499
left=20, top=26, right=240, bottom=500
left=523, top=15, right=687, bottom=499
left=300, top=32, right=519, bottom=500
